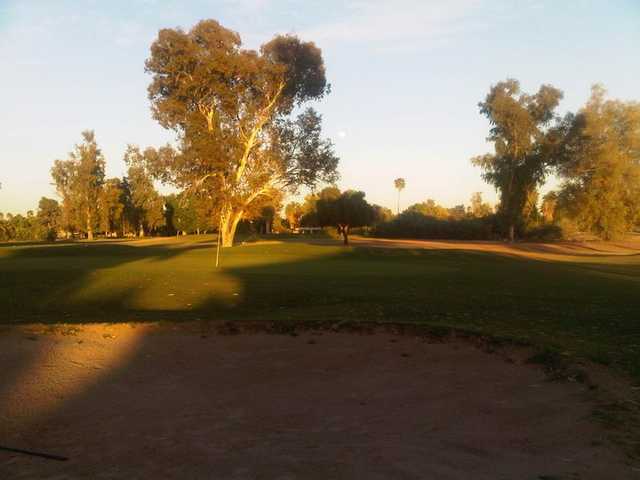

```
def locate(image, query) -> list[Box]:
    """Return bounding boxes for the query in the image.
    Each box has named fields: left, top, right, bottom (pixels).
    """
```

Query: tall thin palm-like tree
left=394, top=178, right=405, bottom=215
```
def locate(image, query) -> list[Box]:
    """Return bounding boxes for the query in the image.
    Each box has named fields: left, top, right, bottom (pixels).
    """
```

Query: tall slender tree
left=472, top=79, right=563, bottom=240
left=98, top=178, right=125, bottom=237
left=124, top=146, right=165, bottom=237
left=394, top=178, right=405, bottom=215
left=51, top=131, right=105, bottom=240
left=469, top=192, right=492, bottom=218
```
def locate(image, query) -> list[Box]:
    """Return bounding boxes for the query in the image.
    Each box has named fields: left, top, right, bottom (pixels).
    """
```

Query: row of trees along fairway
left=473, top=79, right=640, bottom=241
left=50, top=132, right=166, bottom=239
left=140, top=20, right=339, bottom=247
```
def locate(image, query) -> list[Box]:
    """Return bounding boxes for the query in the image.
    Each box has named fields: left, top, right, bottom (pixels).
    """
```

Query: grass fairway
left=1, top=235, right=639, bottom=379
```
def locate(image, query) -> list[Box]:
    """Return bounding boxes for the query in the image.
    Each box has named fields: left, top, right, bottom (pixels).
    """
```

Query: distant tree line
left=371, top=192, right=499, bottom=240
left=0, top=198, right=62, bottom=242
left=2, top=19, right=339, bottom=244
left=0, top=131, right=276, bottom=242
left=3, top=54, right=638, bottom=244
left=373, top=81, right=639, bottom=242
left=45, top=131, right=167, bottom=240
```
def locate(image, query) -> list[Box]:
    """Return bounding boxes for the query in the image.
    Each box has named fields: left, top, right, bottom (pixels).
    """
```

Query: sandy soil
left=350, top=235, right=640, bottom=261
left=1, top=324, right=637, bottom=479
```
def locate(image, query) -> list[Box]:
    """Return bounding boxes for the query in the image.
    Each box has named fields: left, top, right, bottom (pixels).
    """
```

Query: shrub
left=373, top=211, right=498, bottom=240
left=522, top=224, right=563, bottom=241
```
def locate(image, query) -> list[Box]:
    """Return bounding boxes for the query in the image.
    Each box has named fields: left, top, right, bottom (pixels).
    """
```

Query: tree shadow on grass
left=2, top=237, right=639, bottom=330
left=1, top=237, right=640, bottom=474
left=0, top=240, right=216, bottom=324
left=1, top=237, right=639, bottom=375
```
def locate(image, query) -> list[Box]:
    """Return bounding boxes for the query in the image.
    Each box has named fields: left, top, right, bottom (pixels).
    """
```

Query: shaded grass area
left=1, top=235, right=639, bottom=379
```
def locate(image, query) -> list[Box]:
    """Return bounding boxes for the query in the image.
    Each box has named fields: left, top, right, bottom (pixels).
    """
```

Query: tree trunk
left=339, top=224, right=350, bottom=245
left=220, top=210, right=243, bottom=247
left=86, top=211, right=93, bottom=241
left=139, top=224, right=145, bottom=237
left=508, top=223, right=515, bottom=242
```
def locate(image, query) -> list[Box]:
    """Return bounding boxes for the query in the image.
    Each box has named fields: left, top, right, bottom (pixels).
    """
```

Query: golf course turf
left=1, top=235, right=639, bottom=380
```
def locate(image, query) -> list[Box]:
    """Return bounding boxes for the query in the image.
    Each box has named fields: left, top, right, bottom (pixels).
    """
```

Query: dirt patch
left=1, top=323, right=638, bottom=479
left=351, top=236, right=640, bottom=261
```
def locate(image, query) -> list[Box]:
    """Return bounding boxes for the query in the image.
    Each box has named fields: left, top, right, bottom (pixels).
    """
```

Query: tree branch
left=234, top=81, right=285, bottom=185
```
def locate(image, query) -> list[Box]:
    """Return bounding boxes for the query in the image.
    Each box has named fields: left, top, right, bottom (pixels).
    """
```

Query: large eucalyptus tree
left=472, top=79, right=563, bottom=240
left=143, top=20, right=338, bottom=247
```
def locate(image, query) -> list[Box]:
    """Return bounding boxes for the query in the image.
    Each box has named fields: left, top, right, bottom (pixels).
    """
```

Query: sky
left=1, top=0, right=639, bottom=214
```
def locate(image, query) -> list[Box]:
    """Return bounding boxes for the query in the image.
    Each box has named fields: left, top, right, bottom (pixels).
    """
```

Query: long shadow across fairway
left=0, top=240, right=216, bottom=323
left=2, top=237, right=640, bottom=475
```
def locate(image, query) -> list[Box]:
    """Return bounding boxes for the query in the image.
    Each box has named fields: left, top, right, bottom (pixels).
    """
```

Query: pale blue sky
left=1, top=0, right=639, bottom=213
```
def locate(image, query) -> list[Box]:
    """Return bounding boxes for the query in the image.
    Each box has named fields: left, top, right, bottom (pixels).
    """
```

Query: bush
left=372, top=211, right=498, bottom=240
left=44, top=228, right=58, bottom=242
left=522, top=223, right=563, bottom=241
left=554, top=218, right=581, bottom=241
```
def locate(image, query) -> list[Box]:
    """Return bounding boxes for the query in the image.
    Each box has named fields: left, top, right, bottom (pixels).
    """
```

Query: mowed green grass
left=1, top=235, right=639, bottom=378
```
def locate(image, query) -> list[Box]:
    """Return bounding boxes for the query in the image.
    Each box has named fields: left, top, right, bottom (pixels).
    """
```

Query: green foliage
left=541, top=191, right=558, bottom=223
left=284, top=202, right=304, bottom=229
left=469, top=192, right=493, bottom=218
left=0, top=197, right=61, bottom=242
left=371, top=204, right=393, bottom=225
left=124, top=146, right=166, bottom=236
left=472, top=79, right=563, bottom=240
left=165, top=194, right=198, bottom=235
left=144, top=19, right=338, bottom=247
left=0, top=211, right=45, bottom=242
left=393, top=178, right=406, bottom=214
left=406, top=199, right=449, bottom=219
left=522, top=223, right=563, bottom=241
left=554, top=86, right=640, bottom=240
left=273, top=108, right=339, bottom=188
left=37, top=197, right=61, bottom=241
left=447, top=204, right=467, bottom=220
left=313, top=189, right=375, bottom=244
left=51, top=131, right=106, bottom=239
left=98, top=179, right=125, bottom=236
left=374, top=210, right=497, bottom=240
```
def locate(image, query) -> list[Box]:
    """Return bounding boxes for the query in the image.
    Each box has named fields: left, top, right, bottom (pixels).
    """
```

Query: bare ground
left=1, top=323, right=638, bottom=479
left=350, top=235, right=640, bottom=260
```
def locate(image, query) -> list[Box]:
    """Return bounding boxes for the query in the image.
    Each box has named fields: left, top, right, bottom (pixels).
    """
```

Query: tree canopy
left=51, top=131, right=106, bottom=240
left=143, top=20, right=338, bottom=247
left=124, top=146, right=166, bottom=237
left=554, top=86, right=640, bottom=239
left=472, top=79, right=563, bottom=240
left=315, top=188, right=375, bottom=245
left=394, top=177, right=405, bottom=214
